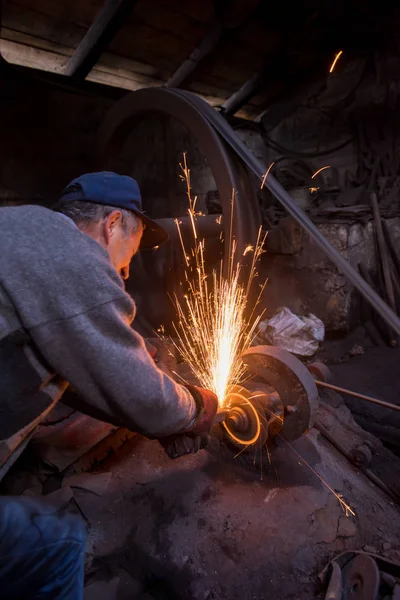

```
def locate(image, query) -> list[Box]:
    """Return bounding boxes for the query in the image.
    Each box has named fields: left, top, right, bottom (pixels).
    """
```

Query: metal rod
left=371, top=192, right=398, bottom=345
left=221, top=70, right=264, bottom=115
left=315, top=380, right=400, bottom=412
left=213, top=410, right=227, bottom=424
left=156, top=214, right=223, bottom=239
left=383, top=219, right=400, bottom=279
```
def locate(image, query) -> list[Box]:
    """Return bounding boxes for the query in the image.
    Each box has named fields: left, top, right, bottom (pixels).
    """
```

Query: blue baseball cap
left=59, top=171, right=169, bottom=250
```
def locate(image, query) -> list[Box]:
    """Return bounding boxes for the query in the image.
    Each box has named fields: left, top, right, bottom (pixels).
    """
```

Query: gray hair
left=53, top=199, right=141, bottom=236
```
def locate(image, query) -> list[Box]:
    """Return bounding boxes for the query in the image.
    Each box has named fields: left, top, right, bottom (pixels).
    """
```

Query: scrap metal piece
left=324, top=562, right=343, bottom=600
left=342, top=554, right=380, bottom=600
left=241, top=345, right=318, bottom=441
left=351, top=444, right=373, bottom=468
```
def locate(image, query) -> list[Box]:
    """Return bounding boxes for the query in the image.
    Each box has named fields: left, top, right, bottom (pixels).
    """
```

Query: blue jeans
left=0, top=496, right=87, bottom=599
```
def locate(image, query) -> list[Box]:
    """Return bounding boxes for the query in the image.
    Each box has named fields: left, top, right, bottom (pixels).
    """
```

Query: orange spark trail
left=311, top=166, right=330, bottom=179
left=329, top=50, right=343, bottom=73
left=260, top=161, right=275, bottom=189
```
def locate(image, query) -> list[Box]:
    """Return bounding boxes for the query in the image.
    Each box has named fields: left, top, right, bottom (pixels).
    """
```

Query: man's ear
left=104, top=210, right=122, bottom=242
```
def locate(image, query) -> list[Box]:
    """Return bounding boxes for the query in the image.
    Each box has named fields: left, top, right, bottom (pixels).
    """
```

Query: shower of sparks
left=311, top=165, right=330, bottom=179
left=329, top=50, right=343, bottom=73
left=171, top=153, right=267, bottom=407
left=260, top=161, right=275, bottom=189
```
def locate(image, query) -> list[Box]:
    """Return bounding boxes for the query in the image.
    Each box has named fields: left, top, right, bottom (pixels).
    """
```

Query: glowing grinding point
left=221, top=386, right=262, bottom=446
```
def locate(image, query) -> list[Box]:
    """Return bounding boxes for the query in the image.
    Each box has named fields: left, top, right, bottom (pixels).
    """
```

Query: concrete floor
left=80, top=410, right=400, bottom=600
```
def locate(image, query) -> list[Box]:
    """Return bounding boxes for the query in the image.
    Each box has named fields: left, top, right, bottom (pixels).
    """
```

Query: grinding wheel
left=241, top=346, right=318, bottom=441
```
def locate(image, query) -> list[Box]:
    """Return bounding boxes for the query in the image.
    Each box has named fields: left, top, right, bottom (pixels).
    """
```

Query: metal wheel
left=342, top=555, right=380, bottom=600
left=98, top=87, right=260, bottom=260
left=241, top=345, right=319, bottom=441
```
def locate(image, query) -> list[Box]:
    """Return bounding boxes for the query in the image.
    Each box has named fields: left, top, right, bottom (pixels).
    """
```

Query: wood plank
left=133, top=0, right=208, bottom=42
left=0, top=38, right=66, bottom=72
left=0, top=36, right=253, bottom=116
left=185, top=79, right=230, bottom=101
left=3, top=2, right=85, bottom=47
left=11, top=0, right=102, bottom=29
left=0, top=28, right=167, bottom=85
left=0, top=37, right=161, bottom=92
left=237, top=22, right=281, bottom=54
left=1, top=26, right=170, bottom=80
left=203, top=40, right=264, bottom=84
left=110, top=21, right=194, bottom=70
left=0, top=32, right=231, bottom=108
left=86, top=69, right=157, bottom=92
left=14, top=0, right=215, bottom=26
left=64, top=0, right=137, bottom=79
left=140, top=0, right=214, bottom=24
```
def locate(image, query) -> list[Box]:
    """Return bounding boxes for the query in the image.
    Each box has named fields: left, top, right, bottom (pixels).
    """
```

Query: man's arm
left=28, top=295, right=197, bottom=438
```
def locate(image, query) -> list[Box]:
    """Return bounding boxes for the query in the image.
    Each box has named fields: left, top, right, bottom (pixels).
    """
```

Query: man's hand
left=159, top=432, right=210, bottom=459
left=159, top=386, right=218, bottom=459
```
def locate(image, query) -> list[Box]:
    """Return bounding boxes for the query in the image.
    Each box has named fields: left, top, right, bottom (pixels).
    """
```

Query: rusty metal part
left=321, top=551, right=400, bottom=600
left=314, top=419, right=400, bottom=505
left=242, top=345, right=318, bottom=441
left=351, top=444, right=373, bottom=467
left=221, top=385, right=267, bottom=449
left=342, top=554, right=380, bottom=600
left=315, top=380, right=400, bottom=413
left=307, top=362, right=332, bottom=383
left=257, top=391, right=284, bottom=438
left=324, top=562, right=343, bottom=600
left=157, top=214, right=223, bottom=241
left=98, top=87, right=261, bottom=264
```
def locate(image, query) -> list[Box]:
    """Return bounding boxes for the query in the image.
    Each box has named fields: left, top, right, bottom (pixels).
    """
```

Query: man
left=0, top=171, right=218, bottom=599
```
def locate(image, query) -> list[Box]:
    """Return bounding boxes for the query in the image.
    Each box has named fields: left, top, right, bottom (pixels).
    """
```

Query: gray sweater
left=0, top=205, right=196, bottom=441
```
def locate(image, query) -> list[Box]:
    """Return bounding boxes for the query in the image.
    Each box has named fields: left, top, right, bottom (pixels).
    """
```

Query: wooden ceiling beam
left=221, top=69, right=264, bottom=115
left=64, top=0, right=136, bottom=80
left=166, top=0, right=261, bottom=89
left=166, top=23, right=222, bottom=88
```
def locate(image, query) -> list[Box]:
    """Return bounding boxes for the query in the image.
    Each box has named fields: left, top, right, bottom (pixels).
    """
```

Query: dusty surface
left=78, top=419, right=400, bottom=600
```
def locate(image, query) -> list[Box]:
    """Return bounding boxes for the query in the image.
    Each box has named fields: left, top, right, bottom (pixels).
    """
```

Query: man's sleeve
left=28, top=295, right=197, bottom=438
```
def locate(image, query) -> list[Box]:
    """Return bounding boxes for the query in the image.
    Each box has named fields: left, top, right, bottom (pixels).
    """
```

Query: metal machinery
left=214, top=345, right=318, bottom=454
left=95, top=86, right=400, bottom=453
left=98, top=88, right=322, bottom=451
left=5, top=86, right=400, bottom=474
